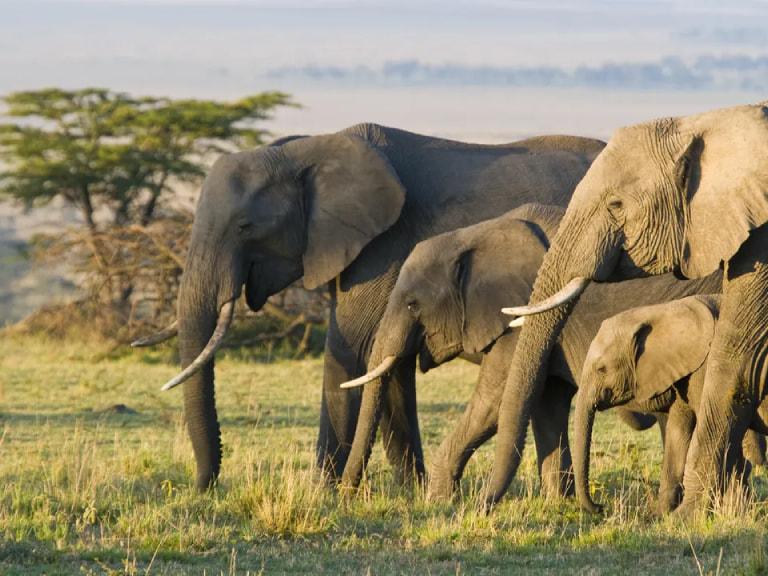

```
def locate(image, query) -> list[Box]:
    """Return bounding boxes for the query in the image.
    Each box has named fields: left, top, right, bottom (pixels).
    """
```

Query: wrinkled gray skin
left=487, top=103, right=768, bottom=517
left=575, top=295, right=767, bottom=515
left=346, top=203, right=723, bottom=498
left=175, top=123, right=606, bottom=490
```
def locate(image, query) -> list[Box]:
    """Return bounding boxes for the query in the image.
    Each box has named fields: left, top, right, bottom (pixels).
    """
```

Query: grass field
left=1, top=333, right=768, bottom=575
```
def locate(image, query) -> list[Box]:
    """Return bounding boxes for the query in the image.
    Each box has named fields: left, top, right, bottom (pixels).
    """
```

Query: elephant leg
left=676, top=250, right=768, bottom=517
left=742, top=429, right=766, bottom=468
left=379, top=354, right=425, bottom=486
left=316, top=327, right=363, bottom=480
left=429, top=340, right=510, bottom=500
left=531, top=376, right=577, bottom=499
left=656, top=401, right=695, bottom=515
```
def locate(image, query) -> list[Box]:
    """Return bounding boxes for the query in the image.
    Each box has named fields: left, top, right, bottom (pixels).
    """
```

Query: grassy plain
left=1, top=333, right=767, bottom=575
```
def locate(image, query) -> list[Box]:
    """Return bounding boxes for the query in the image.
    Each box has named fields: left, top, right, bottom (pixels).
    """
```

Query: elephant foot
left=671, top=498, right=702, bottom=521
left=654, top=486, right=683, bottom=517
left=316, top=448, right=352, bottom=487
left=391, top=462, right=426, bottom=489
left=426, top=473, right=460, bottom=502
left=580, top=500, right=604, bottom=515
left=540, top=470, right=575, bottom=500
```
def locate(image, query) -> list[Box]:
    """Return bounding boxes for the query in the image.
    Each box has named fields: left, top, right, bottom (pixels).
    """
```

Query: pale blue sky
left=1, top=0, right=767, bottom=138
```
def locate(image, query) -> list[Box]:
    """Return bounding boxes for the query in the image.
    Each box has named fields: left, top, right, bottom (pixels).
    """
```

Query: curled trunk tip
left=131, top=321, right=179, bottom=347
left=161, top=300, right=235, bottom=391
left=502, top=277, right=591, bottom=317
left=339, top=356, right=398, bottom=389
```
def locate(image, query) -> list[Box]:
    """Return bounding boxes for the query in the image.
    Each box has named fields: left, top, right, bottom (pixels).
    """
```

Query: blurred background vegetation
left=0, top=88, right=328, bottom=354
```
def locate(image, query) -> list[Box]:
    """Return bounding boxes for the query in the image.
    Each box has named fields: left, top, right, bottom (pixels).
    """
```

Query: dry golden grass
left=1, top=332, right=767, bottom=575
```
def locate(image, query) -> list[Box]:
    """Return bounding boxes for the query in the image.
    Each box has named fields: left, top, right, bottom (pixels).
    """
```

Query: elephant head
left=487, top=103, right=768, bottom=505
left=158, top=131, right=406, bottom=490
left=573, top=295, right=719, bottom=512
left=339, top=203, right=563, bottom=487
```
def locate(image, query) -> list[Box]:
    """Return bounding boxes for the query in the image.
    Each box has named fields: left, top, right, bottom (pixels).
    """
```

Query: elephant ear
left=460, top=220, right=549, bottom=353
left=633, top=296, right=717, bottom=404
left=289, top=133, right=406, bottom=290
left=680, top=105, right=768, bottom=278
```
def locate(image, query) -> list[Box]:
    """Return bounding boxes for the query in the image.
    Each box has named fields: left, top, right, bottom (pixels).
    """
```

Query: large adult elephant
left=342, top=203, right=722, bottom=498
left=486, top=103, right=768, bottom=516
left=138, top=123, right=606, bottom=491
left=573, top=295, right=766, bottom=515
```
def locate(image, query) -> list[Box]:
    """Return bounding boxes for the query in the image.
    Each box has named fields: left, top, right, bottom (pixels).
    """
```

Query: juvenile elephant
left=574, top=295, right=767, bottom=515
left=342, top=203, right=722, bottom=497
left=135, top=123, right=606, bottom=490
left=487, top=103, right=768, bottom=516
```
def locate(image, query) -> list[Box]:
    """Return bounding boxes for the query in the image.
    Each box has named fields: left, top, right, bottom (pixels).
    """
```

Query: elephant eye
left=238, top=221, right=253, bottom=233
left=607, top=199, right=623, bottom=212
left=596, top=364, right=607, bottom=374
left=407, top=301, right=420, bottom=316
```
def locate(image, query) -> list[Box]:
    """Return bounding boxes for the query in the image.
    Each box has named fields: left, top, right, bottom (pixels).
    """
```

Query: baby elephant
left=574, top=295, right=767, bottom=515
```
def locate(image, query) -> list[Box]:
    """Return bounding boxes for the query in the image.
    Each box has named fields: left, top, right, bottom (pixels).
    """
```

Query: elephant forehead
left=592, top=317, right=630, bottom=355
left=206, top=149, right=280, bottom=193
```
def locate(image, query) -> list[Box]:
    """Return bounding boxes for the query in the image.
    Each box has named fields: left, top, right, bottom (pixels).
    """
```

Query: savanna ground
left=1, top=332, right=768, bottom=575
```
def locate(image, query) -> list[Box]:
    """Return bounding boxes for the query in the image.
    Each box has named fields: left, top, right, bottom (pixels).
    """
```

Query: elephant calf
left=574, top=295, right=767, bottom=515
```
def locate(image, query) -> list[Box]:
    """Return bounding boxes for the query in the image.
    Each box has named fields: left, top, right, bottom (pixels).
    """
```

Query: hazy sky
left=1, top=0, right=767, bottom=139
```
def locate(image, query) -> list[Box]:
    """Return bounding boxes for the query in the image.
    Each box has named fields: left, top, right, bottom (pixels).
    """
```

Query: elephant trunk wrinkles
left=573, top=387, right=602, bottom=513
left=485, top=219, right=600, bottom=507
left=179, top=299, right=222, bottom=491
left=342, top=312, right=412, bottom=488
left=176, top=248, right=240, bottom=492
left=485, top=305, right=572, bottom=506
left=341, top=349, right=390, bottom=488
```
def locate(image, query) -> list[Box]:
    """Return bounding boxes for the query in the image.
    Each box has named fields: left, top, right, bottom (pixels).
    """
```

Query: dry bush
left=15, top=216, right=329, bottom=354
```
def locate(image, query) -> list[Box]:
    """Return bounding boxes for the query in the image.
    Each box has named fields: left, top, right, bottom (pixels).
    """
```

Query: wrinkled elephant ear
left=460, top=220, right=549, bottom=354
left=287, top=133, right=406, bottom=290
left=680, top=105, right=768, bottom=278
left=633, top=296, right=718, bottom=404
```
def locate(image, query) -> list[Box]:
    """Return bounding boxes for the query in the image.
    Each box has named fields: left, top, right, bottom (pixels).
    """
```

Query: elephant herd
left=137, top=102, right=768, bottom=519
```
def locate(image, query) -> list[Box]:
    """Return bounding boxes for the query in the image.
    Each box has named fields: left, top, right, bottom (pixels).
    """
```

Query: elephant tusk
left=161, top=300, right=235, bottom=391
left=339, top=356, right=398, bottom=389
left=131, top=321, right=179, bottom=347
left=501, top=277, right=591, bottom=317
left=508, top=316, right=525, bottom=328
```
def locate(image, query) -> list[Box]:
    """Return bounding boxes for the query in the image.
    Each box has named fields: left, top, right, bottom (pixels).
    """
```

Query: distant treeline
left=267, top=54, right=768, bottom=91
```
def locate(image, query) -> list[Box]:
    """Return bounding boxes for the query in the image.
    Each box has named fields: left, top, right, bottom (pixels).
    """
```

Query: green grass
left=1, top=333, right=768, bottom=575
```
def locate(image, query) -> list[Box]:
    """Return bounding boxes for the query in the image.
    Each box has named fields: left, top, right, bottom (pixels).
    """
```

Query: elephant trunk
left=484, top=211, right=613, bottom=508
left=175, top=243, right=241, bottom=491
left=340, top=310, right=414, bottom=488
left=340, top=352, right=393, bottom=488
left=178, top=298, right=222, bottom=491
left=484, top=304, right=573, bottom=506
left=573, top=386, right=603, bottom=513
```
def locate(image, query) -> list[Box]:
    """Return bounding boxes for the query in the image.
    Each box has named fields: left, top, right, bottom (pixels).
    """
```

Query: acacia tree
left=0, top=88, right=311, bottom=336
left=0, top=88, right=296, bottom=231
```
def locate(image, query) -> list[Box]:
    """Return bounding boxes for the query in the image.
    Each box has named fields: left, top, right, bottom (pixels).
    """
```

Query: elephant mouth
left=424, top=339, right=463, bottom=369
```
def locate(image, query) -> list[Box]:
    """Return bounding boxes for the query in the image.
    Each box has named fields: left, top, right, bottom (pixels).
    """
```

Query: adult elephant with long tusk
left=485, top=103, right=768, bottom=516
left=135, top=123, right=606, bottom=491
